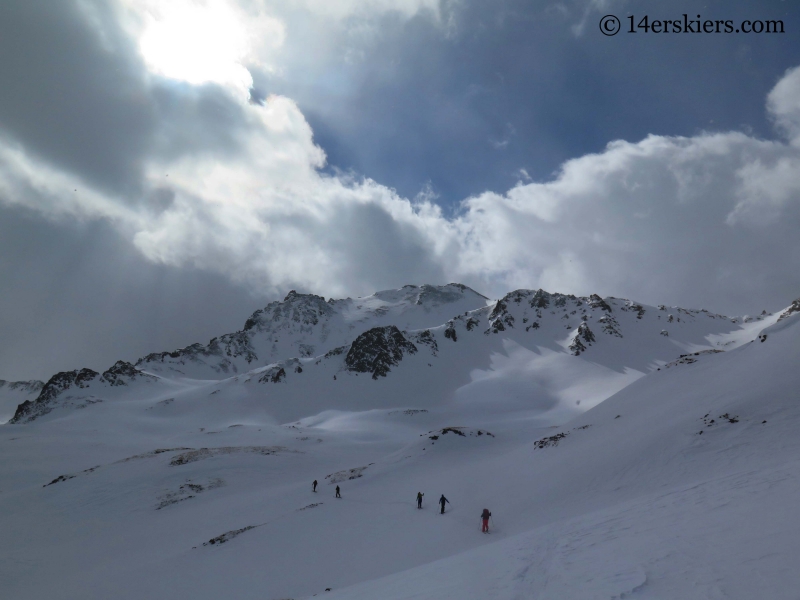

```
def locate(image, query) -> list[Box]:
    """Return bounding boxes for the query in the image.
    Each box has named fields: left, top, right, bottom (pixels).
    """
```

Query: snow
left=2, top=286, right=799, bottom=599
left=0, top=379, right=42, bottom=424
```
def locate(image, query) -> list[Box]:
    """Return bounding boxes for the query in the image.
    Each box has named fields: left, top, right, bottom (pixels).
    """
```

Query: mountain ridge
left=9, top=283, right=795, bottom=426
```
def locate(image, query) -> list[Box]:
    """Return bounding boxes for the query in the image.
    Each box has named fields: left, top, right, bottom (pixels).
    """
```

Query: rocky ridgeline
left=10, top=362, right=155, bottom=423
left=9, top=284, right=784, bottom=424
left=777, top=297, right=800, bottom=322
left=134, top=284, right=486, bottom=377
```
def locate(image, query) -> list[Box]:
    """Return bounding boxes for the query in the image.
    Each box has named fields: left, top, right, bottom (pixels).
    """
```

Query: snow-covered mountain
left=0, top=379, right=43, bottom=423
left=2, top=284, right=799, bottom=600
left=135, top=283, right=489, bottom=378
left=9, top=285, right=778, bottom=426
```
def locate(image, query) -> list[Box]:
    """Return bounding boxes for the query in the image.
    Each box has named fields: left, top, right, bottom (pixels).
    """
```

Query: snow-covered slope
left=1, top=285, right=797, bottom=600
left=0, top=379, right=43, bottom=423
left=135, top=283, right=489, bottom=379
left=9, top=286, right=778, bottom=426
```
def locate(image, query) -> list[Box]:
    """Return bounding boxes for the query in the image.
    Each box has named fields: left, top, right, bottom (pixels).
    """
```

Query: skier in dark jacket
left=335, top=485, right=341, bottom=498
left=416, top=492, right=424, bottom=509
left=439, top=494, right=449, bottom=514
left=481, top=508, right=492, bottom=533
left=313, top=480, right=318, bottom=492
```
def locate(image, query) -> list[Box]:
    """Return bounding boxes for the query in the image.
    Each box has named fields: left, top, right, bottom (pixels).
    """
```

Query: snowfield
left=1, top=284, right=798, bottom=599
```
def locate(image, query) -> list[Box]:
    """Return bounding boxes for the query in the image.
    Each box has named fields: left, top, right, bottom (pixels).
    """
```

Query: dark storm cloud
left=324, top=200, right=447, bottom=293
left=0, top=0, right=254, bottom=198
left=0, top=1, right=154, bottom=194
left=0, top=204, right=261, bottom=381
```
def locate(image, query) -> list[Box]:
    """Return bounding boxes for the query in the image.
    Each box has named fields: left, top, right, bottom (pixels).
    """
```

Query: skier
left=416, top=492, right=424, bottom=509
left=335, top=485, right=341, bottom=498
left=439, top=494, right=450, bottom=514
left=481, top=508, right=492, bottom=533
left=313, top=480, right=318, bottom=492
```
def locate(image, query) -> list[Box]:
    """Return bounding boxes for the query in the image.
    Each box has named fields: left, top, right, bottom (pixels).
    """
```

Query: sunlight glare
left=139, top=0, right=254, bottom=96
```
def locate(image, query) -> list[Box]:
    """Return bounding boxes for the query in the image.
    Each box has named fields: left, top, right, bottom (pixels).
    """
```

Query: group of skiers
left=313, top=480, right=492, bottom=532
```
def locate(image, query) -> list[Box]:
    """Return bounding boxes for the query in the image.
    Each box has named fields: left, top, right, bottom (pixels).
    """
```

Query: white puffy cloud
left=1, top=4, right=800, bottom=313
left=767, top=65, right=800, bottom=146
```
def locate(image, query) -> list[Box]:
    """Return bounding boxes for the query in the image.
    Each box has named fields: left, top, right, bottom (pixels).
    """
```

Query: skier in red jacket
left=481, top=508, right=492, bottom=533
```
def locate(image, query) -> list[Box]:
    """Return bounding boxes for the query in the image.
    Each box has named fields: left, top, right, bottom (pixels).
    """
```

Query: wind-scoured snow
left=2, top=285, right=798, bottom=599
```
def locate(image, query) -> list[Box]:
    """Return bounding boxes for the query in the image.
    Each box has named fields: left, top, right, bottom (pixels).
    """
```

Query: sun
left=137, top=0, right=255, bottom=96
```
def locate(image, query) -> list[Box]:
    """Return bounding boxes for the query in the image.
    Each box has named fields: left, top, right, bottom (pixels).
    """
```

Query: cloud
left=1, top=1, right=800, bottom=319
left=767, top=65, right=800, bottom=145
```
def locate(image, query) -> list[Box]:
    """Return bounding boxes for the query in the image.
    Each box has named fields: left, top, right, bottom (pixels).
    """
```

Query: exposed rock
left=664, top=349, right=724, bottom=368
left=325, top=464, right=372, bottom=483
left=530, top=289, right=551, bottom=309
left=258, top=366, right=286, bottom=384
left=11, top=368, right=99, bottom=423
left=777, top=297, right=800, bottom=322
left=598, top=315, right=623, bottom=337
left=412, top=329, right=439, bottom=355
left=534, top=432, right=568, bottom=449
left=170, top=446, right=291, bottom=466
left=205, top=524, right=259, bottom=546
left=569, top=322, right=596, bottom=356
left=101, top=361, right=156, bottom=386
left=625, top=301, right=646, bottom=319
left=588, top=294, right=612, bottom=312
left=344, top=326, right=417, bottom=379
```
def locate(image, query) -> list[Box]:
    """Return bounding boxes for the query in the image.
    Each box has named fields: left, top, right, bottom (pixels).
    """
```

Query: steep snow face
left=134, top=284, right=488, bottom=379
left=0, top=379, right=43, bottom=423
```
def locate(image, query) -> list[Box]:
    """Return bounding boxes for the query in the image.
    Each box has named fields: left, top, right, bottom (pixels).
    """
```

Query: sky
left=1, top=0, right=799, bottom=380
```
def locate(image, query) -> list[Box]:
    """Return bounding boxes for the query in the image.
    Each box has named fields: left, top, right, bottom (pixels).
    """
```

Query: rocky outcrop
left=598, top=314, right=623, bottom=337
left=412, top=330, right=438, bottom=355
left=258, top=365, right=286, bottom=384
left=569, top=322, right=596, bottom=356
left=101, top=361, right=156, bottom=386
left=344, top=326, right=417, bottom=379
left=777, top=297, right=800, bottom=322
left=11, top=368, right=99, bottom=423
left=588, top=294, right=612, bottom=312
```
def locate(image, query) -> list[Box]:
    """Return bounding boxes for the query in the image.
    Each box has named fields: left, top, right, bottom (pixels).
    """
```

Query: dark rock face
left=413, top=330, right=439, bottom=355
left=598, top=314, right=623, bottom=337
left=530, top=289, right=550, bottom=309
left=778, top=297, right=800, bottom=322
left=625, top=301, right=646, bottom=319
left=569, top=323, right=595, bottom=356
left=101, top=361, right=154, bottom=386
left=344, top=326, right=417, bottom=379
left=487, top=297, right=515, bottom=334
left=588, top=294, right=612, bottom=312
left=444, top=322, right=457, bottom=342
left=488, top=299, right=508, bottom=321
left=11, top=368, right=99, bottom=423
left=258, top=366, right=286, bottom=384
